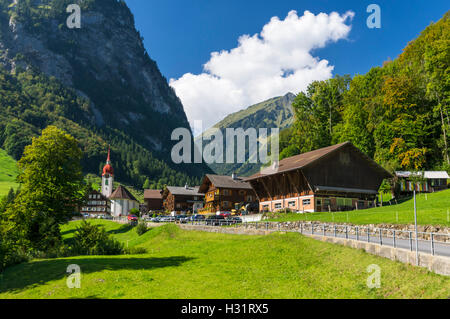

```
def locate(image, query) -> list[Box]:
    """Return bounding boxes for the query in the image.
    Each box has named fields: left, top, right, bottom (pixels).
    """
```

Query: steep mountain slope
left=200, top=92, right=295, bottom=176
left=0, top=0, right=210, bottom=188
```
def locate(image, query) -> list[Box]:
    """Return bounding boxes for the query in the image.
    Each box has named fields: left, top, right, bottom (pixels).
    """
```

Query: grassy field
left=267, top=189, right=450, bottom=226
left=0, top=221, right=448, bottom=299
left=0, top=148, right=19, bottom=196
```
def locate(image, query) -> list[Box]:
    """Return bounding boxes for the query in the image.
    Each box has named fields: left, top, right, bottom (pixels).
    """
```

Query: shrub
left=125, top=246, right=147, bottom=255
left=136, top=221, right=148, bottom=236
left=72, top=220, right=124, bottom=255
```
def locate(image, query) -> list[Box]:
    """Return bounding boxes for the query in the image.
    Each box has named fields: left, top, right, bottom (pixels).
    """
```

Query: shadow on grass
left=0, top=255, right=194, bottom=294
left=107, top=224, right=134, bottom=235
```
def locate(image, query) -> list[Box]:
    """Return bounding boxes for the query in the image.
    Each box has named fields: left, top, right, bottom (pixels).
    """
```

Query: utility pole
left=413, top=190, right=419, bottom=266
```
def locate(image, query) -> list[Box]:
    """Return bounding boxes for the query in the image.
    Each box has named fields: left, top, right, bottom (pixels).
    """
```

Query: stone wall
left=179, top=224, right=450, bottom=276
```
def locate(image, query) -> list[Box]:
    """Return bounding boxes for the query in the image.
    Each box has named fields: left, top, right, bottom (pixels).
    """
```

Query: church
left=82, top=148, right=139, bottom=217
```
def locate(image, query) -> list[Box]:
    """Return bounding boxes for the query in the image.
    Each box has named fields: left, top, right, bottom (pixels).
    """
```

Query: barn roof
left=109, top=185, right=138, bottom=202
left=245, top=142, right=392, bottom=181
left=199, top=174, right=253, bottom=193
left=144, top=189, right=162, bottom=199
left=166, top=186, right=204, bottom=196
left=395, top=171, right=450, bottom=179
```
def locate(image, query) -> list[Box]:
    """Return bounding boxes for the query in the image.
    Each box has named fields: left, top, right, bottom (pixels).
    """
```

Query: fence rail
left=100, top=216, right=450, bottom=257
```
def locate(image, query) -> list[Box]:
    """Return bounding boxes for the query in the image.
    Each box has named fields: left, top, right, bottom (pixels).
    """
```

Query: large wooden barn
left=245, top=142, right=392, bottom=213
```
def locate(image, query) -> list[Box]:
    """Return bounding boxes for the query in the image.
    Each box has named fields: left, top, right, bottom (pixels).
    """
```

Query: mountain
left=0, top=0, right=210, bottom=189
left=199, top=92, right=296, bottom=176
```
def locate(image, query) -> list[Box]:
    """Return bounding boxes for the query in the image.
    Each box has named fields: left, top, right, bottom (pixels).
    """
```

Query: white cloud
left=170, top=10, right=354, bottom=132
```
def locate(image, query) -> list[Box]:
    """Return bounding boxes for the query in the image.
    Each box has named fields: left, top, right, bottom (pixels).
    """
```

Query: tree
left=142, top=178, right=150, bottom=190
left=5, top=126, right=85, bottom=251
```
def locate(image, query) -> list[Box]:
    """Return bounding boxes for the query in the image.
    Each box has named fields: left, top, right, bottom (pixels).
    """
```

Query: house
left=80, top=189, right=110, bottom=215
left=144, top=189, right=163, bottom=211
left=110, top=185, right=140, bottom=217
left=198, top=174, right=256, bottom=213
left=395, top=171, right=449, bottom=193
left=245, top=142, right=392, bottom=213
left=161, top=185, right=204, bottom=214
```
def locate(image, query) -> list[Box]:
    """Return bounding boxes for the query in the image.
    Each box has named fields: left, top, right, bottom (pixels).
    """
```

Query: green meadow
left=0, top=221, right=448, bottom=299
left=0, top=149, right=19, bottom=196
left=267, top=189, right=450, bottom=226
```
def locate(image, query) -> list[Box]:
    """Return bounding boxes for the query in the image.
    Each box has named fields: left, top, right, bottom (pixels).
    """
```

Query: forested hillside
left=281, top=12, right=450, bottom=173
left=202, top=93, right=295, bottom=176
left=0, top=0, right=211, bottom=189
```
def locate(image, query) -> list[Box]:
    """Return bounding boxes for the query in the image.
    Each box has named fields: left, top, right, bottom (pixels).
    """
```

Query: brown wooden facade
left=162, top=186, right=204, bottom=214
left=144, top=189, right=164, bottom=211
left=198, top=174, right=257, bottom=213
left=246, top=142, right=392, bottom=213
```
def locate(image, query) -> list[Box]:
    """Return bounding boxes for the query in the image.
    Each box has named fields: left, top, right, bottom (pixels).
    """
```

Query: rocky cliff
left=0, top=0, right=209, bottom=188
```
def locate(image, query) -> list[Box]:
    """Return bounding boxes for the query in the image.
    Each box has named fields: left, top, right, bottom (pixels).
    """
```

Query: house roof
left=199, top=174, right=253, bottom=193
left=166, top=186, right=204, bottom=196
left=245, top=141, right=392, bottom=181
left=144, top=189, right=162, bottom=199
left=395, top=171, right=450, bottom=179
left=109, top=185, right=138, bottom=202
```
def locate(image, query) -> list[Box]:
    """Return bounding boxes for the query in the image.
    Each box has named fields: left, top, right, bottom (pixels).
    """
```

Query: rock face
left=0, top=0, right=189, bottom=152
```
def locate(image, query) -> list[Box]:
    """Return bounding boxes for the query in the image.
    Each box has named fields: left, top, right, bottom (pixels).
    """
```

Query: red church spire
left=106, top=146, right=111, bottom=164
left=102, top=146, right=114, bottom=176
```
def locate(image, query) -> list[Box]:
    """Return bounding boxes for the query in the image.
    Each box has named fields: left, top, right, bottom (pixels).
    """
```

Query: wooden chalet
left=144, top=189, right=164, bottom=211
left=395, top=171, right=449, bottom=194
left=245, top=142, right=392, bottom=213
left=81, top=189, right=110, bottom=215
left=198, top=174, right=256, bottom=213
left=162, top=185, right=204, bottom=214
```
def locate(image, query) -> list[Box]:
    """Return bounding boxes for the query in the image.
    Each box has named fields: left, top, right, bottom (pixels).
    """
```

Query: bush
left=0, top=235, right=29, bottom=272
left=72, top=220, right=124, bottom=255
left=136, top=221, right=148, bottom=236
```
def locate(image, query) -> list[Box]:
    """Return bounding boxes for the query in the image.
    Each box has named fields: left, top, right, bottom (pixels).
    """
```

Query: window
left=223, top=189, right=231, bottom=196
left=89, top=194, right=92, bottom=199
left=288, top=201, right=296, bottom=207
left=274, top=203, right=282, bottom=209
left=324, top=199, right=331, bottom=207
left=302, top=199, right=311, bottom=206
left=316, top=199, right=322, bottom=206
left=223, top=201, right=230, bottom=208
left=262, top=205, right=269, bottom=211
left=239, top=190, right=245, bottom=196
left=246, top=195, right=253, bottom=202
left=105, top=179, right=109, bottom=186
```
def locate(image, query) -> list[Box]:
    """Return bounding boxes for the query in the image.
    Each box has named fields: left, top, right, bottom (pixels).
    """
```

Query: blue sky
left=125, top=0, right=449, bottom=129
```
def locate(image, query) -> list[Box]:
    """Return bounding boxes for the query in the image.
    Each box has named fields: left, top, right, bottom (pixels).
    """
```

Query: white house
left=109, top=185, right=140, bottom=217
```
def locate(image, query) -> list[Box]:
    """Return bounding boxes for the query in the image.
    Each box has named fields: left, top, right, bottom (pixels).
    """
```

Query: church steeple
left=101, top=146, right=114, bottom=197
left=102, top=146, right=114, bottom=176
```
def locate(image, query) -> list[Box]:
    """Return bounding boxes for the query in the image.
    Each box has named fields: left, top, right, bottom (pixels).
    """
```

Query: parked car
left=205, top=215, right=225, bottom=226
left=218, top=212, right=232, bottom=219
left=189, top=214, right=206, bottom=221
left=159, top=216, right=176, bottom=222
left=227, top=216, right=242, bottom=224
left=127, top=214, right=138, bottom=221
left=178, top=216, right=191, bottom=223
